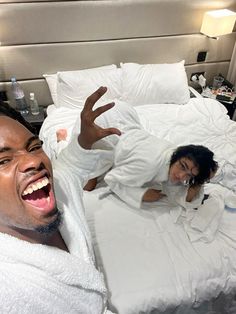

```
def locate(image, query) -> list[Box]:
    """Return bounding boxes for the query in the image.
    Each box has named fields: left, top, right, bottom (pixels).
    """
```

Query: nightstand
left=23, top=107, right=46, bottom=134
left=201, top=87, right=236, bottom=120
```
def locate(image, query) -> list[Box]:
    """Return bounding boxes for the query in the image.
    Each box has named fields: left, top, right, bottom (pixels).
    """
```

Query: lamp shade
left=200, top=9, right=236, bottom=37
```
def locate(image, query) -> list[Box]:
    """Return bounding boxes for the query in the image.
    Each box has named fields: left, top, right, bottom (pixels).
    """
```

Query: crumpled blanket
left=170, top=183, right=236, bottom=243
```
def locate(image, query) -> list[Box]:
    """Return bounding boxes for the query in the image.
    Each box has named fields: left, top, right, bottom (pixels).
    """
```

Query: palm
left=78, top=87, right=121, bottom=149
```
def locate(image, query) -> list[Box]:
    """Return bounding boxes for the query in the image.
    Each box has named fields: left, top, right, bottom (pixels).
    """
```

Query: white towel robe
left=39, top=100, right=142, bottom=162
left=0, top=136, right=115, bottom=314
left=105, top=129, right=203, bottom=210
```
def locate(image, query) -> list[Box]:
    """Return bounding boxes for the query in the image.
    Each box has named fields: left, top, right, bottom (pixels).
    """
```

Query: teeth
left=22, top=177, right=49, bottom=196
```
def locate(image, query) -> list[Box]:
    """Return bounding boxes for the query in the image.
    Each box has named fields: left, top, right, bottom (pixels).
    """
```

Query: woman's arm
left=142, top=189, right=166, bottom=202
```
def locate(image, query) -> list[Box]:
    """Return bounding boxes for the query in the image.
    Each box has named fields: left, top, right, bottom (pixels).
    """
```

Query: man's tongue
left=23, top=189, right=49, bottom=209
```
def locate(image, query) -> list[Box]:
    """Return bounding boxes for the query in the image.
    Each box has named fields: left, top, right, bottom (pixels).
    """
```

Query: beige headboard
left=0, top=0, right=236, bottom=107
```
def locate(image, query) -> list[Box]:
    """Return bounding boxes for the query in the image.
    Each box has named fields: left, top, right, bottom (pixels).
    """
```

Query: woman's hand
left=78, top=86, right=121, bottom=149
left=142, top=189, right=166, bottom=202
left=186, top=184, right=202, bottom=202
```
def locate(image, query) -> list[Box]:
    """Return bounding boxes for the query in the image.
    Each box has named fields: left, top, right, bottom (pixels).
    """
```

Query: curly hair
left=170, top=144, right=218, bottom=185
left=0, top=101, right=36, bottom=134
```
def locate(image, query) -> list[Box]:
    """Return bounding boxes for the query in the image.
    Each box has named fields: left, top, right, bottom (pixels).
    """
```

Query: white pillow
left=57, top=66, right=122, bottom=108
left=43, top=73, right=58, bottom=106
left=43, top=64, right=117, bottom=107
left=120, top=61, right=190, bottom=105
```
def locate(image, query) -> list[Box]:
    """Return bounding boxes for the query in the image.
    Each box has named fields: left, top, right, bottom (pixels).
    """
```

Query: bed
left=39, top=61, right=236, bottom=314
left=1, top=0, right=236, bottom=312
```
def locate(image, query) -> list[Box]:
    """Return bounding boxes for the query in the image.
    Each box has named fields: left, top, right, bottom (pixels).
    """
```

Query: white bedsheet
left=135, top=98, right=236, bottom=191
left=84, top=185, right=236, bottom=314
left=41, top=97, right=236, bottom=190
left=84, top=99, right=236, bottom=313
left=136, top=98, right=236, bottom=163
left=40, top=97, right=236, bottom=313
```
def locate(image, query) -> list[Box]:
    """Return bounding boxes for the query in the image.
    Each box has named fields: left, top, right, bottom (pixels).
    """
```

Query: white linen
left=57, top=66, right=122, bottom=109
left=180, top=184, right=226, bottom=243
left=120, top=60, right=190, bottom=105
left=0, top=136, right=115, bottom=314
left=39, top=96, right=236, bottom=313
left=84, top=185, right=236, bottom=314
left=40, top=105, right=80, bottom=161
left=43, top=64, right=118, bottom=107
left=135, top=98, right=236, bottom=190
left=39, top=100, right=141, bottom=164
left=41, top=97, right=236, bottom=172
left=136, top=98, right=236, bottom=164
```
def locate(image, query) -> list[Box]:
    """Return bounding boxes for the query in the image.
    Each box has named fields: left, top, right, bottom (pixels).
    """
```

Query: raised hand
left=78, top=87, right=121, bottom=149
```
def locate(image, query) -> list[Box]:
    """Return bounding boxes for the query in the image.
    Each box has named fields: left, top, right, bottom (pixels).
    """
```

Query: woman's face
left=169, top=157, right=199, bottom=184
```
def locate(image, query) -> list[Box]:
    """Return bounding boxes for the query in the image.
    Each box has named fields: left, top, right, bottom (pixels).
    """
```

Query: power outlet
left=197, top=51, right=207, bottom=62
left=190, top=72, right=205, bottom=81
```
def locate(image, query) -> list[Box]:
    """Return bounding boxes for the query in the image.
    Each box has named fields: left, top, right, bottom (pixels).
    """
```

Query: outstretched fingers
left=92, top=102, right=116, bottom=120
left=84, top=86, right=108, bottom=111
left=101, top=127, right=121, bottom=138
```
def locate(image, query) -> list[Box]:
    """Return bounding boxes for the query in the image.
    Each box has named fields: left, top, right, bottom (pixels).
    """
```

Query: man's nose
left=17, top=153, right=42, bottom=173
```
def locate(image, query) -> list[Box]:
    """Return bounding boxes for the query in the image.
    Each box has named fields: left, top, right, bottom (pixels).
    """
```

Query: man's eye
left=0, top=158, right=11, bottom=165
left=29, top=143, right=43, bottom=152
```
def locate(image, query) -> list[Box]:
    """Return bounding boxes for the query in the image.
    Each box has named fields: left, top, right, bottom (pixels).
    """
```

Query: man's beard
left=35, top=210, right=62, bottom=235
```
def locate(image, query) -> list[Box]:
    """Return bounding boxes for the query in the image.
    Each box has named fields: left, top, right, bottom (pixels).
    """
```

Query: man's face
left=0, top=116, right=58, bottom=237
left=169, top=157, right=199, bottom=184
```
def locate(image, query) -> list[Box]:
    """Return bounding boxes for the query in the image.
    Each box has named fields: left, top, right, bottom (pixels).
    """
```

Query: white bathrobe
left=0, top=136, right=115, bottom=314
left=104, top=129, right=204, bottom=210
left=40, top=100, right=142, bottom=162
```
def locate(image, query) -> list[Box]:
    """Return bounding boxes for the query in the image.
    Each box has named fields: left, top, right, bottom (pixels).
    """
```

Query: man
left=0, top=87, right=120, bottom=313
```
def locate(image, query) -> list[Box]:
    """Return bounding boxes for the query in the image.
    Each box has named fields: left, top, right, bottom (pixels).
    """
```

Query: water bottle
left=29, top=92, right=40, bottom=115
left=11, top=77, right=29, bottom=115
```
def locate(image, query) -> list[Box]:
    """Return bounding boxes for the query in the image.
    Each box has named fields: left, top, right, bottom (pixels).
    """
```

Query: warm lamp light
left=200, top=9, right=236, bottom=38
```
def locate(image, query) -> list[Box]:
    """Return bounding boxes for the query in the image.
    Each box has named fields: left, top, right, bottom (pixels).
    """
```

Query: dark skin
left=78, top=87, right=121, bottom=149
left=0, top=87, right=120, bottom=250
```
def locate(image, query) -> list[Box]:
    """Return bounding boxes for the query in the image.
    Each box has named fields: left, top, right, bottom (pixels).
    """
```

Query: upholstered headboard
left=0, top=0, right=236, bottom=107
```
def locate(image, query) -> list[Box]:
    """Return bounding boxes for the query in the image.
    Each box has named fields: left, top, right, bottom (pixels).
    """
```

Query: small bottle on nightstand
left=29, top=93, right=40, bottom=115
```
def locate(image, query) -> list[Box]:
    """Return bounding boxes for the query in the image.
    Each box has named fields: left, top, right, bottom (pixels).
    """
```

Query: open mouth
left=22, top=176, right=55, bottom=211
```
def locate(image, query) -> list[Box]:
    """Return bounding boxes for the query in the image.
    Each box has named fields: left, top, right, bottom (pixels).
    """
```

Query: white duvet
left=40, top=97, right=236, bottom=314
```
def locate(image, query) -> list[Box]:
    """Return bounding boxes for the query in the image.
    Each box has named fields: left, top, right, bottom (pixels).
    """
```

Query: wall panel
left=0, top=0, right=235, bottom=106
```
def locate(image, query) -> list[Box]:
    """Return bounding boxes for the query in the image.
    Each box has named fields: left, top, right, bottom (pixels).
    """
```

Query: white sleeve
left=53, top=135, right=114, bottom=188
left=106, top=180, right=149, bottom=208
